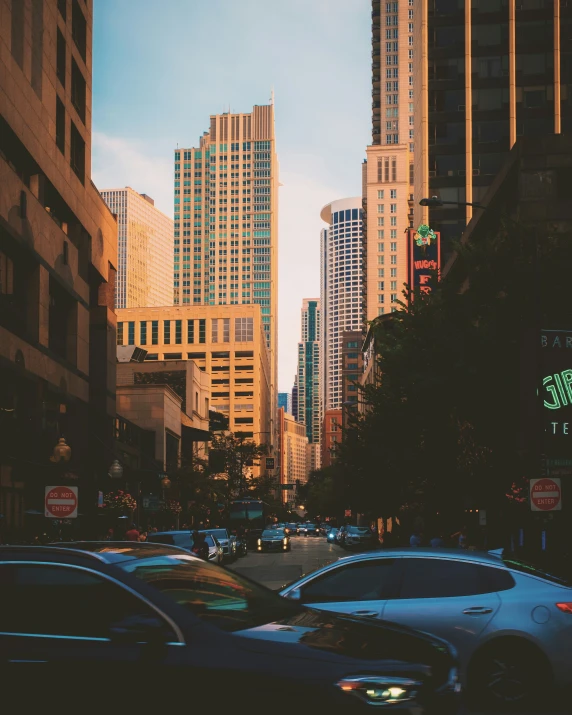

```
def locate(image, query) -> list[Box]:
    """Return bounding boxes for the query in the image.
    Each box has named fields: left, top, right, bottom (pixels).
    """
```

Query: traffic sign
left=530, top=477, right=562, bottom=512
left=344, top=509, right=351, bottom=517
left=45, top=486, right=78, bottom=518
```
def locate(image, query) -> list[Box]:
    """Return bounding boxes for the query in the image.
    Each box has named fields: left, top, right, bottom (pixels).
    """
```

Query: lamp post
left=50, top=437, right=72, bottom=464
left=108, top=460, right=124, bottom=480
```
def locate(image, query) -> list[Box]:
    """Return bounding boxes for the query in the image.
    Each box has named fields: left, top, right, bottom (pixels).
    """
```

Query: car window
left=149, top=534, right=175, bottom=546
left=207, top=529, right=228, bottom=540
left=0, top=563, right=175, bottom=639
left=300, top=559, right=399, bottom=604
left=119, top=554, right=299, bottom=633
left=347, top=526, right=370, bottom=534
left=398, top=558, right=505, bottom=599
left=172, top=534, right=193, bottom=548
left=204, top=535, right=215, bottom=547
left=502, top=556, right=571, bottom=587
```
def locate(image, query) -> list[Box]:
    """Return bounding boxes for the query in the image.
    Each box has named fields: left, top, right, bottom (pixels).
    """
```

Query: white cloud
left=91, top=132, right=173, bottom=217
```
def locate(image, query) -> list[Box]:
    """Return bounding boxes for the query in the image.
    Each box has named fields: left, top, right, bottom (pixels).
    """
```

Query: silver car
left=279, top=547, right=572, bottom=709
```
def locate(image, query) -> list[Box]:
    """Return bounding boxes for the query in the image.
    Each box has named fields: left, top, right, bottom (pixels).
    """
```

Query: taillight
left=556, top=603, right=572, bottom=613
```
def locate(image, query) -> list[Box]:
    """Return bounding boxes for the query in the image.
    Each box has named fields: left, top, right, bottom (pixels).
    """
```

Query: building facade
left=296, top=298, right=321, bottom=449
left=278, top=392, right=292, bottom=415
left=414, top=0, right=572, bottom=259
left=321, top=408, right=343, bottom=469
left=364, top=0, right=415, bottom=322
left=320, top=198, right=364, bottom=412
left=0, top=0, right=117, bottom=532
left=172, top=104, right=278, bottom=432
left=341, top=330, right=364, bottom=429
left=100, top=188, right=173, bottom=309
left=115, top=304, right=270, bottom=441
left=278, top=407, right=308, bottom=506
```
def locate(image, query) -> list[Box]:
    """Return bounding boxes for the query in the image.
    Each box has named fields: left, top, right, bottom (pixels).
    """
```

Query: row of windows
left=117, top=317, right=255, bottom=346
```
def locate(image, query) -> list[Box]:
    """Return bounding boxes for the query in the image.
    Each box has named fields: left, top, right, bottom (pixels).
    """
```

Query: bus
left=229, top=499, right=269, bottom=547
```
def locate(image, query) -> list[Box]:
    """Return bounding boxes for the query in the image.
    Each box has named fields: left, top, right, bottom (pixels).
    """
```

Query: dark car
left=343, top=525, right=376, bottom=550
left=257, top=528, right=291, bottom=553
left=285, top=523, right=300, bottom=536
left=147, top=530, right=223, bottom=564
left=231, top=531, right=248, bottom=557
left=0, top=543, right=460, bottom=712
left=300, top=523, right=320, bottom=537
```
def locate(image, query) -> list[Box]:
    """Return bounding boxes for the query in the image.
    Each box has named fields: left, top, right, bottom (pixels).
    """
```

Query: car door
left=382, top=557, right=501, bottom=666
left=0, top=561, right=183, bottom=674
left=297, top=558, right=401, bottom=619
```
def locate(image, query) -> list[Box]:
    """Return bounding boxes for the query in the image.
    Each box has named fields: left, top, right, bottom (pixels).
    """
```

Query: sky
left=92, top=0, right=371, bottom=392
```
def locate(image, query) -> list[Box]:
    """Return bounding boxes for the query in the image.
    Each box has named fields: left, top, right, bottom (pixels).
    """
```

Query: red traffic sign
left=45, top=486, right=78, bottom=518
left=530, top=478, right=562, bottom=512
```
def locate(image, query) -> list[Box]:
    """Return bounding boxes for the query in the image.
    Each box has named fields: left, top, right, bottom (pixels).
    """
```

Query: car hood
left=262, top=535, right=285, bottom=541
left=234, top=607, right=454, bottom=676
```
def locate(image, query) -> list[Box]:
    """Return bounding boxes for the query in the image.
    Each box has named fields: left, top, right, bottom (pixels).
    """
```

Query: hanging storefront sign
left=408, top=225, right=441, bottom=299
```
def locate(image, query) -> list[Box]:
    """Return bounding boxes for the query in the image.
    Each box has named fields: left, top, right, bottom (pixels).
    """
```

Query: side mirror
left=286, top=587, right=302, bottom=602
left=109, top=614, right=169, bottom=645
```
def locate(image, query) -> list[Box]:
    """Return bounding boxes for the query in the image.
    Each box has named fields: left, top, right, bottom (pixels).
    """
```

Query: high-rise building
left=291, top=374, right=299, bottom=421
left=100, top=188, right=173, bottom=309
left=321, top=408, right=342, bottom=469
left=172, top=104, right=278, bottom=433
left=278, top=392, right=292, bottom=415
left=278, top=407, right=308, bottom=506
left=296, top=299, right=321, bottom=448
left=341, top=330, right=364, bottom=429
left=414, top=0, right=572, bottom=259
left=320, top=198, right=364, bottom=411
left=0, top=0, right=117, bottom=528
left=363, top=0, right=415, bottom=322
left=115, top=304, right=271, bottom=441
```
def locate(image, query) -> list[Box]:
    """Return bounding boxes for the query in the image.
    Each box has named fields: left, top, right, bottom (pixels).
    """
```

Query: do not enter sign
left=45, top=486, right=78, bottom=518
left=530, top=478, right=562, bottom=512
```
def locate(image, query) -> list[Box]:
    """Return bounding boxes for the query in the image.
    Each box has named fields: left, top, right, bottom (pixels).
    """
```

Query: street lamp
left=108, top=460, right=124, bottom=480
left=160, top=476, right=171, bottom=490
left=419, top=196, right=486, bottom=210
left=50, top=437, right=71, bottom=463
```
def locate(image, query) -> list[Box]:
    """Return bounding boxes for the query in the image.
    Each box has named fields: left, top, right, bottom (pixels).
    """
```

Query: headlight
left=336, top=676, right=421, bottom=706
left=283, top=537, right=288, bottom=545
left=257, top=538, right=262, bottom=546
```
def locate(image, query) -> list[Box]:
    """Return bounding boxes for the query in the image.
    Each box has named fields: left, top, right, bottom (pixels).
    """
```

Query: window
left=175, top=320, right=182, bottom=345
left=57, top=0, right=67, bottom=20
left=151, top=320, right=158, bottom=345
left=390, top=242, right=397, bottom=252
left=57, top=29, right=66, bottom=87
left=398, top=559, right=515, bottom=599
left=187, top=319, right=194, bottom=344
left=299, top=560, right=399, bottom=604
left=223, top=318, right=230, bottom=342
left=235, top=317, right=253, bottom=342
left=162, top=320, right=170, bottom=344
left=140, top=321, right=147, bottom=345
left=390, top=189, right=397, bottom=199
left=70, top=121, right=85, bottom=183
left=127, top=321, right=135, bottom=346
left=116, top=322, right=123, bottom=346
left=199, top=319, right=206, bottom=343
left=0, top=563, right=176, bottom=640
left=377, top=204, right=384, bottom=214
left=71, top=0, right=86, bottom=61
left=71, top=58, right=86, bottom=123
left=56, top=97, right=65, bottom=154
left=377, top=190, right=384, bottom=199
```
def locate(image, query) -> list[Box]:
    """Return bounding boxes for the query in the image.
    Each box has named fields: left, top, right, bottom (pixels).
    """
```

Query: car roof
left=16, top=541, right=196, bottom=564
left=153, top=531, right=190, bottom=536
left=334, top=547, right=506, bottom=567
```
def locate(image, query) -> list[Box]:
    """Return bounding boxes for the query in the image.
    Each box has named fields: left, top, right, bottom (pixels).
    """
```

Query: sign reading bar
left=408, top=225, right=441, bottom=300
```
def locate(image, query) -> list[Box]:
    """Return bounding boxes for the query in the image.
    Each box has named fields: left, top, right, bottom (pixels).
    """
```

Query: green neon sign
left=544, top=369, right=572, bottom=409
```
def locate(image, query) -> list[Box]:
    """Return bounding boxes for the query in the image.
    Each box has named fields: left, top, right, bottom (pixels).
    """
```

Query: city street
left=230, top=538, right=568, bottom=715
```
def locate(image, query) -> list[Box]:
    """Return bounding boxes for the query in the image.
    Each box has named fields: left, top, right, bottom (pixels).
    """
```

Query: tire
left=468, top=640, right=551, bottom=711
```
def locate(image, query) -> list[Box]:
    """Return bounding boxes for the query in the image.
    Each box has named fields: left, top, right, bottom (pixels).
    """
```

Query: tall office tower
left=291, top=375, right=299, bottom=422
left=173, top=104, right=278, bottom=432
left=0, top=0, right=118, bottom=526
left=101, top=188, right=173, bottom=309
left=278, top=392, right=292, bottom=415
left=296, top=299, right=321, bottom=448
left=363, top=0, right=415, bottom=322
left=414, top=0, right=572, bottom=258
left=278, top=407, right=309, bottom=506
left=320, top=199, right=364, bottom=412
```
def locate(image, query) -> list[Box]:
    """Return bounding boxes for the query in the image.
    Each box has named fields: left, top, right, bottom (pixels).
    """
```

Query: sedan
left=285, top=523, right=300, bottom=536
left=343, top=526, right=376, bottom=550
left=201, top=528, right=236, bottom=562
left=257, top=529, right=291, bottom=553
left=279, top=547, right=572, bottom=710
left=300, top=523, right=320, bottom=537
left=147, top=530, right=223, bottom=564
left=0, top=543, right=460, bottom=713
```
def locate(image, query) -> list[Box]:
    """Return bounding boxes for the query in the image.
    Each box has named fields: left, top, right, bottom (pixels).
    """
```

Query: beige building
left=100, top=188, right=173, bottom=309
left=173, top=104, right=278, bottom=438
left=364, top=0, right=415, bottom=321
left=278, top=408, right=308, bottom=506
left=0, top=0, right=117, bottom=528
left=116, top=304, right=271, bottom=441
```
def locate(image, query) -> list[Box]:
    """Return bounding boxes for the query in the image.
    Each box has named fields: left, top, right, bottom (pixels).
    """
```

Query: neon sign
left=408, top=226, right=441, bottom=298
left=544, top=370, right=572, bottom=409
left=413, top=224, right=437, bottom=247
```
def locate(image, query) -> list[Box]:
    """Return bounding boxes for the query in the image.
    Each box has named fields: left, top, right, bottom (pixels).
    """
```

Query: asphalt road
left=229, top=536, right=568, bottom=715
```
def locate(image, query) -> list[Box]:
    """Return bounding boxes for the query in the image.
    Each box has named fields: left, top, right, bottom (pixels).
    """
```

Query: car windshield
left=205, top=529, right=228, bottom=540
left=503, top=555, right=572, bottom=587
left=305, top=524, right=316, bottom=529
left=118, top=553, right=299, bottom=632
left=262, top=530, right=283, bottom=537
left=148, top=533, right=194, bottom=549
left=348, top=526, right=370, bottom=534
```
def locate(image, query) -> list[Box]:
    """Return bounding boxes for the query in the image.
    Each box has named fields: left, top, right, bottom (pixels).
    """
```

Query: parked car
left=343, top=525, right=376, bottom=550
left=0, top=543, right=460, bottom=712
left=200, top=528, right=236, bottom=562
left=279, top=547, right=572, bottom=710
left=300, top=523, right=320, bottom=537
left=257, top=528, right=291, bottom=553
left=326, top=527, right=339, bottom=544
left=147, top=530, right=223, bottom=564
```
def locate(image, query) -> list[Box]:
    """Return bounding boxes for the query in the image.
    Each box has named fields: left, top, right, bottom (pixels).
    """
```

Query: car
left=300, top=523, right=320, bottom=537
left=200, top=528, right=236, bottom=562
left=257, top=528, right=291, bottom=553
left=0, top=543, right=460, bottom=712
left=147, top=530, right=223, bottom=564
left=231, top=532, right=248, bottom=557
left=343, top=525, right=376, bottom=550
left=336, top=525, right=348, bottom=545
left=279, top=547, right=572, bottom=710
left=285, top=523, right=300, bottom=536
left=326, top=527, right=339, bottom=544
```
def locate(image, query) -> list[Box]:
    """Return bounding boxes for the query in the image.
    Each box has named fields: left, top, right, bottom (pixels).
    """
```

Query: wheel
left=468, top=640, right=551, bottom=711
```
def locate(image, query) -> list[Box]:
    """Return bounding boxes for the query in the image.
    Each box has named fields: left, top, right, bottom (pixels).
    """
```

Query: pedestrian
left=191, top=531, right=209, bottom=560
left=138, top=531, right=147, bottom=542
left=105, top=527, right=114, bottom=541
left=409, top=530, right=423, bottom=547
left=451, top=526, right=468, bottom=549
left=125, top=523, right=140, bottom=542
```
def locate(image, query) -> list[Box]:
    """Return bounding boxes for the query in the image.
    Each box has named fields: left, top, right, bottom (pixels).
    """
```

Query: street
left=230, top=537, right=569, bottom=715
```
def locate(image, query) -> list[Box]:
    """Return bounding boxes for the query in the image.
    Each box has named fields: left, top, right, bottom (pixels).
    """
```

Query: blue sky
left=92, top=0, right=371, bottom=391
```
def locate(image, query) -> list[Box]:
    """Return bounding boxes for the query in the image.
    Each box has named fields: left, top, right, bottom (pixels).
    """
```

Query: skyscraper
left=100, top=188, right=173, bottom=309
left=173, top=104, right=278, bottom=417
left=320, top=199, right=364, bottom=412
left=278, top=392, right=292, bottom=415
left=414, top=0, right=572, bottom=258
left=363, top=0, right=415, bottom=322
left=296, top=299, right=321, bottom=448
